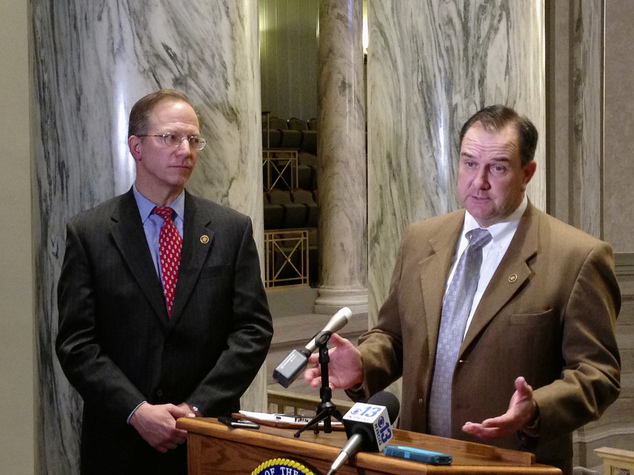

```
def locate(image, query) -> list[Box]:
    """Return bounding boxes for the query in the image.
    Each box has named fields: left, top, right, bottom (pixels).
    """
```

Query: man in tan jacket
left=305, top=105, right=620, bottom=475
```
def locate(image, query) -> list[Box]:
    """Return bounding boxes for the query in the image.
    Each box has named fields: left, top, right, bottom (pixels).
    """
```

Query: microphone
left=272, top=307, right=351, bottom=388
left=326, top=391, right=400, bottom=475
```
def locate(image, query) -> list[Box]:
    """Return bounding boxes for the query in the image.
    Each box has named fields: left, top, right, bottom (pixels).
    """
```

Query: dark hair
left=459, top=105, right=538, bottom=167
left=128, top=89, right=194, bottom=137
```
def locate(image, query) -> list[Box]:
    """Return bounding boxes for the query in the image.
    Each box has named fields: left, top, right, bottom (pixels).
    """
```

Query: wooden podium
left=177, top=417, right=561, bottom=474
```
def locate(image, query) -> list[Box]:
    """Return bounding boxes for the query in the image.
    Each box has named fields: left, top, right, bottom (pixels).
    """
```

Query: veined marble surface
left=367, top=0, right=546, bottom=326
left=570, top=0, right=603, bottom=239
left=316, top=0, right=368, bottom=313
left=31, top=1, right=263, bottom=473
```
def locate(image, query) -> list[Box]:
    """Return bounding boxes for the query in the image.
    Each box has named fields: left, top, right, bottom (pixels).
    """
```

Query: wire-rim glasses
left=138, top=133, right=207, bottom=151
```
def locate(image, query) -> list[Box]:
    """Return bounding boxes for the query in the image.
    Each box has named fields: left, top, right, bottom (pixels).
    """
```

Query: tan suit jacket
left=355, top=203, right=620, bottom=473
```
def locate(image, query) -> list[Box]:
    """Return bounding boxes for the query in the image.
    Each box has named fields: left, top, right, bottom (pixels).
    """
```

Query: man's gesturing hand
left=462, top=376, right=538, bottom=440
left=303, top=333, right=363, bottom=389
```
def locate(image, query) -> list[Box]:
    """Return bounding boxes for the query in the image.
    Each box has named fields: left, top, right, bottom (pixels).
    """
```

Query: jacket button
left=418, top=398, right=423, bottom=404
left=156, top=389, right=164, bottom=398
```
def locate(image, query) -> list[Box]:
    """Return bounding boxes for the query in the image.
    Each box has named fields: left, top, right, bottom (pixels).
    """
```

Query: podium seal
left=251, top=458, right=315, bottom=475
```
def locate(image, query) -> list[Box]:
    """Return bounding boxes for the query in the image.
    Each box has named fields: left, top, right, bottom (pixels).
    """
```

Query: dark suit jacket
left=56, top=188, right=273, bottom=474
left=352, top=203, right=621, bottom=474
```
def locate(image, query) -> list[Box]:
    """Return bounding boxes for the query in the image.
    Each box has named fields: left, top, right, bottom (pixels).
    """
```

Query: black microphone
left=272, top=307, right=351, bottom=388
left=326, top=391, right=400, bottom=475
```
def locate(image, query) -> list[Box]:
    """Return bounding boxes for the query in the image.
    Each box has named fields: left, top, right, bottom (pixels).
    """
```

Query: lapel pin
left=508, top=274, right=518, bottom=283
left=200, top=235, right=209, bottom=244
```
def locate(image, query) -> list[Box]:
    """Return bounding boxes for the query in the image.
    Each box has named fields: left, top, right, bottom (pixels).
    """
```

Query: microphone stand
left=294, top=330, right=344, bottom=438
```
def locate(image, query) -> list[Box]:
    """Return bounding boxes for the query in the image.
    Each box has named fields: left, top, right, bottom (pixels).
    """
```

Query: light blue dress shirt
left=132, top=185, right=185, bottom=287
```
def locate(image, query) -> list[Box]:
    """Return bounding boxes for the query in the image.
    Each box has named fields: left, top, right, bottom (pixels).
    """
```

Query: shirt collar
left=133, top=184, right=186, bottom=222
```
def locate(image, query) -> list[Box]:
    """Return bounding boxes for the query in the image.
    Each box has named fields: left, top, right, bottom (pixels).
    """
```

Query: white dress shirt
left=444, top=195, right=528, bottom=339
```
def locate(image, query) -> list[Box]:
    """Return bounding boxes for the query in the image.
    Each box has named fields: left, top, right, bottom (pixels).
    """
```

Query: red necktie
left=154, top=207, right=182, bottom=316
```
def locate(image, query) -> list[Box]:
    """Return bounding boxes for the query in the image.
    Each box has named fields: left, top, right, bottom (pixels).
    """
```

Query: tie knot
left=154, top=206, right=174, bottom=222
left=466, top=228, right=492, bottom=249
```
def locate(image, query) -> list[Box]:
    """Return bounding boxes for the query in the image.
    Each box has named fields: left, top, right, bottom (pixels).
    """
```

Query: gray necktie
left=428, top=228, right=492, bottom=438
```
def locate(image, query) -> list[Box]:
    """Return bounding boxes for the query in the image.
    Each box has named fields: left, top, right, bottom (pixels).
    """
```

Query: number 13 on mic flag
left=343, top=402, right=394, bottom=452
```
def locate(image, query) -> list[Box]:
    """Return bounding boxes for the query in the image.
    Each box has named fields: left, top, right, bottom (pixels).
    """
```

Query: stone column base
left=314, top=287, right=368, bottom=315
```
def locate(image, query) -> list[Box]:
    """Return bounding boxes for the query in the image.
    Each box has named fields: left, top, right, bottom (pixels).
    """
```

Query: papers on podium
left=238, top=410, right=345, bottom=430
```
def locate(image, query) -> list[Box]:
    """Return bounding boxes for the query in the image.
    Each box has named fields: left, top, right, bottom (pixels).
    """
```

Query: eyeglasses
left=138, top=133, right=207, bottom=151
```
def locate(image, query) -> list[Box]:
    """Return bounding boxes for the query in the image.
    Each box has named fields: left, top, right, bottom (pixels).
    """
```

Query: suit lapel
left=460, top=204, right=539, bottom=354
left=419, top=212, right=464, bottom=364
left=169, top=192, right=215, bottom=324
left=110, top=189, right=170, bottom=324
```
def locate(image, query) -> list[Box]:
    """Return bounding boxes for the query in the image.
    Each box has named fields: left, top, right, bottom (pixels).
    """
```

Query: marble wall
left=603, top=0, right=634, bottom=458
left=545, top=1, right=634, bottom=467
left=604, top=1, right=634, bottom=253
left=547, top=0, right=603, bottom=239
left=366, top=0, right=546, bottom=326
left=31, top=1, right=264, bottom=473
left=586, top=0, right=634, bottom=466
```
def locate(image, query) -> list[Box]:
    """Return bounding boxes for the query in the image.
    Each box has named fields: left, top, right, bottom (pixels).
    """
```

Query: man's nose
left=175, top=137, right=195, bottom=152
left=474, top=168, right=490, bottom=188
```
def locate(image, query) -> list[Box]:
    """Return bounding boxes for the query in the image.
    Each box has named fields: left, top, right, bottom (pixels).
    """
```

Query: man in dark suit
left=56, top=89, right=273, bottom=474
left=304, top=105, right=620, bottom=474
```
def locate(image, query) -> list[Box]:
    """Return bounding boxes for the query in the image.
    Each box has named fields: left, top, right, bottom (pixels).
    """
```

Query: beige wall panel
left=0, top=0, right=35, bottom=473
left=604, top=1, right=634, bottom=252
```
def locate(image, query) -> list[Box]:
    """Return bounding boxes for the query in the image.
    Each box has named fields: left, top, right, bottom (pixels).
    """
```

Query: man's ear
left=128, top=136, right=142, bottom=161
left=522, top=160, right=537, bottom=189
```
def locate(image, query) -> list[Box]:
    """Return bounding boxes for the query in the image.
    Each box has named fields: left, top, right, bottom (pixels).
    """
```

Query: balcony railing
left=263, top=149, right=298, bottom=192
left=264, top=229, right=309, bottom=288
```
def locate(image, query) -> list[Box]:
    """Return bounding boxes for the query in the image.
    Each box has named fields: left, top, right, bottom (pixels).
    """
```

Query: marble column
left=367, top=0, right=546, bottom=327
left=548, top=0, right=603, bottom=239
left=315, top=0, right=368, bottom=315
left=31, top=1, right=264, bottom=473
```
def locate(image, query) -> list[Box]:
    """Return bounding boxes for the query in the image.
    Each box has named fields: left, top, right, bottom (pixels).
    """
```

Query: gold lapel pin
left=508, top=274, right=518, bottom=283
left=200, top=235, right=210, bottom=244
